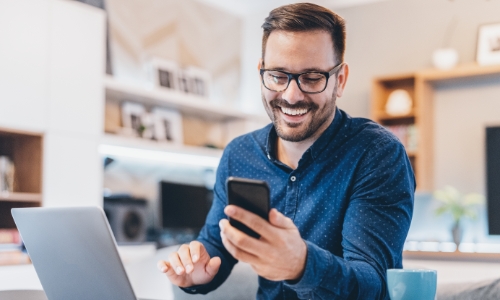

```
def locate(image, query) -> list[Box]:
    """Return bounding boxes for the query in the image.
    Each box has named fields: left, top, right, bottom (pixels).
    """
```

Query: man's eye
left=271, top=75, right=287, bottom=83
left=302, top=77, right=321, bottom=82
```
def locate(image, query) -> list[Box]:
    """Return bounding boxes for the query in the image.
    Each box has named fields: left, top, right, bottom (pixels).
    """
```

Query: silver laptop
left=12, top=206, right=154, bottom=300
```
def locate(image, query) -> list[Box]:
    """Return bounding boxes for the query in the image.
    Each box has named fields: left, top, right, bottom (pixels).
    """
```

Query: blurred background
left=2, top=0, right=500, bottom=294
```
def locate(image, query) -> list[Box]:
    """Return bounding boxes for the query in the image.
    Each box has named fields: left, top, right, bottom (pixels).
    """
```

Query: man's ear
left=257, top=58, right=263, bottom=70
left=335, top=63, right=349, bottom=98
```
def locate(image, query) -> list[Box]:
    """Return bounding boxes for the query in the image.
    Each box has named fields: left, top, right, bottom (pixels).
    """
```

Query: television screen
left=487, top=126, right=500, bottom=235
left=160, top=181, right=213, bottom=230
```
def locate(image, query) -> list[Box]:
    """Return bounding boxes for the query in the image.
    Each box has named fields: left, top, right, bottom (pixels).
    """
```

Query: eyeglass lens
left=263, top=71, right=328, bottom=93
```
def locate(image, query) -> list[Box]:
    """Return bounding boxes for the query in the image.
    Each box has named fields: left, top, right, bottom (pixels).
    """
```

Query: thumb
left=269, top=208, right=295, bottom=229
left=205, top=256, right=221, bottom=278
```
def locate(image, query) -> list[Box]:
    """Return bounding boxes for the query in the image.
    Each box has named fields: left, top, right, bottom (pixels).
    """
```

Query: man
left=158, top=3, right=414, bottom=299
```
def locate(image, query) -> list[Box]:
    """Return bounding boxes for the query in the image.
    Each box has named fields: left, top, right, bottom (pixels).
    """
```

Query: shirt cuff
left=284, top=240, right=332, bottom=292
left=180, top=284, right=211, bottom=295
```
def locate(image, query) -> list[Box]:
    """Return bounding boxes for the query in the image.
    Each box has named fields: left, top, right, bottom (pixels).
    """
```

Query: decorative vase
left=432, top=48, right=459, bottom=70
left=451, top=220, right=462, bottom=249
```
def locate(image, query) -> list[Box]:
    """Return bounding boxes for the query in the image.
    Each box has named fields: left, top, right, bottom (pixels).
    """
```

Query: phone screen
left=226, top=177, right=270, bottom=238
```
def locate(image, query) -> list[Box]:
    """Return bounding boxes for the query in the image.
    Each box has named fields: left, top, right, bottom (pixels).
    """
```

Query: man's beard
left=262, top=87, right=337, bottom=143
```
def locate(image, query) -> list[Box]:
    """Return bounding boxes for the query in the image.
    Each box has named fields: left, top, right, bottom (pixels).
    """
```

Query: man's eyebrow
left=264, top=67, right=329, bottom=73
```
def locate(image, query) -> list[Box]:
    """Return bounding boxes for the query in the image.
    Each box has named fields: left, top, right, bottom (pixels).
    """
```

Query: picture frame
left=121, top=102, right=145, bottom=137
left=149, top=58, right=180, bottom=90
left=476, top=23, right=500, bottom=66
left=152, top=107, right=183, bottom=145
left=176, top=69, right=191, bottom=94
left=183, top=66, right=211, bottom=97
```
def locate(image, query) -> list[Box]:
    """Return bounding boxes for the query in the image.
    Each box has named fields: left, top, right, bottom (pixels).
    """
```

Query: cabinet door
left=43, top=132, right=102, bottom=207
left=48, top=0, right=106, bottom=136
left=0, top=0, right=50, bottom=132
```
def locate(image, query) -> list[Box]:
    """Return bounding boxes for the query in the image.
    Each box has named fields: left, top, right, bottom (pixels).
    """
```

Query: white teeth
left=280, top=107, right=308, bottom=116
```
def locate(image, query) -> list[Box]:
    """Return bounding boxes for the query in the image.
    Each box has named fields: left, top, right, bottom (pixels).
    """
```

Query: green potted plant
left=434, top=186, right=485, bottom=248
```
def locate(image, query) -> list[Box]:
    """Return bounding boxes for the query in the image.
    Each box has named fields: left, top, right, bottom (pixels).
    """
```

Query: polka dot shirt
left=186, top=108, right=415, bottom=299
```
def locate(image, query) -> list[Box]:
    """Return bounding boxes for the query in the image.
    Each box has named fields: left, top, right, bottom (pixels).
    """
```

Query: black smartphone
left=226, top=176, right=270, bottom=239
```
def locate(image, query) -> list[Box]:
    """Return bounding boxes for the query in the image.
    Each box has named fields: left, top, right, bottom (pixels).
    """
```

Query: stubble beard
left=262, top=86, right=337, bottom=143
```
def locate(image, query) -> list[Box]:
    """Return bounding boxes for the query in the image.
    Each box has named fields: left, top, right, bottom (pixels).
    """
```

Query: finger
left=177, top=244, right=194, bottom=274
left=224, top=205, right=271, bottom=239
left=220, top=230, right=258, bottom=264
left=269, top=208, right=295, bottom=229
left=157, top=260, right=169, bottom=273
left=205, top=256, right=222, bottom=278
left=168, top=252, right=185, bottom=275
left=189, top=241, right=203, bottom=263
left=157, top=260, right=177, bottom=277
left=219, top=219, right=263, bottom=256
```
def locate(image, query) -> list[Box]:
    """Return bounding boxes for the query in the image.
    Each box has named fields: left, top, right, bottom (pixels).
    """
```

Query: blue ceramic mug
left=387, top=269, right=437, bottom=300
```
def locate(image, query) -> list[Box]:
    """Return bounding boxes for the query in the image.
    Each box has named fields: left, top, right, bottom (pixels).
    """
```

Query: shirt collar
left=265, top=107, right=345, bottom=161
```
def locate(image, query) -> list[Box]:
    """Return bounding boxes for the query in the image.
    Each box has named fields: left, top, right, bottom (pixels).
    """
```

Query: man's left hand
left=219, top=205, right=307, bottom=281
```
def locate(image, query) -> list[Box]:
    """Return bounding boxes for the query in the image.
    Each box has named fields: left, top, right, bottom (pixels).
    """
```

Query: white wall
left=239, top=0, right=500, bottom=194
left=433, top=79, right=500, bottom=195
left=238, top=11, right=268, bottom=115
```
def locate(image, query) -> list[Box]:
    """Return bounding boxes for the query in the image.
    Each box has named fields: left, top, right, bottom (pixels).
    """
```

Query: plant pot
left=451, top=221, right=462, bottom=249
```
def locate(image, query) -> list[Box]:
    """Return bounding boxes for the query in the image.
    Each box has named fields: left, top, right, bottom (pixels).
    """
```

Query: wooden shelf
left=0, top=193, right=42, bottom=203
left=371, top=63, right=500, bottom=192
left=417, top=63, right=500, bottom=82
left=373, top=111, right=416, bottom=121
left=404, top=250, right=500, bottom=262
left=0, top=128, right=43, bottom=229
left=105, top=75, right=253, bottom=122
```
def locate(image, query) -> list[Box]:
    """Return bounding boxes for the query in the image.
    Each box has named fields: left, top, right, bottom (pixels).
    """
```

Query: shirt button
left=290, top=176, right=296, bottom=182
left=267, top=154, right=271, bottom=160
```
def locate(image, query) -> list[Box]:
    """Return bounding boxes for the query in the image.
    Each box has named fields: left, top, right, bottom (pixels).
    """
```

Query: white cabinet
left=0, top=0, right=105, bottom=208
left=0, top=0, right=50, bottom=132
left=48, top=0, right=105, bottom=136
left=43, top=133, right=102, bottom=207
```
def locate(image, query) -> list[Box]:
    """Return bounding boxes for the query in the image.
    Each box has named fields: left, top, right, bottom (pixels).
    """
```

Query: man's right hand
left=157, top=241, right=221, bottom=288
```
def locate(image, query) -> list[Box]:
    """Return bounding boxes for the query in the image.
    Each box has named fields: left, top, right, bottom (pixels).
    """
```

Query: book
left=0, top=250, right=30, bottom=266
left=0, top=229, right=21, bottom=244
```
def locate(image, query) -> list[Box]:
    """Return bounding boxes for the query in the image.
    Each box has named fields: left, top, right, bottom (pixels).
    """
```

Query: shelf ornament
left=385, top=89, right=412, bottom=116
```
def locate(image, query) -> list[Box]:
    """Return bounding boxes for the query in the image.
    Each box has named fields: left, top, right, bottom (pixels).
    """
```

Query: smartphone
left=226, top=177, right=270, bottom=239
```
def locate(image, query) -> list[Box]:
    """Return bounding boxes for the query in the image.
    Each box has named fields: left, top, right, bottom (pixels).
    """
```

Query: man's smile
left=279, top=107, right=309, bottom=116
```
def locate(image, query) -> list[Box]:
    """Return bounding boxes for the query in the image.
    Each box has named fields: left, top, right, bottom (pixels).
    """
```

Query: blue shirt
left=185, top=108, right=415, bottom=299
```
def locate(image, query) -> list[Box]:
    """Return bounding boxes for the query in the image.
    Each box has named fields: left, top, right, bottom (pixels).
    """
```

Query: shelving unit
left=0, top=193, right=42, bottom=203
left=105, top=75, right=252, bottom=122
left=0, top=128, right=43, bottom=229
left=404, top=250, right=500, bottom=262
left=100, top=134, right=222, bottom=168
left=372, top=63, right=500, bottom=191
left=104, top=76, right=268, bottom=155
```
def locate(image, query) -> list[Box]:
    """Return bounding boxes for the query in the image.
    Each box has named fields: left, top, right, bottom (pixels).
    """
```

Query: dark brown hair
left=261, top=3, right=346, bottom=63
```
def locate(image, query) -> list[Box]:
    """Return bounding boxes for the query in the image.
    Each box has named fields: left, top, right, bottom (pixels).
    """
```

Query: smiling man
left=158, top=3, right=415, bottom=299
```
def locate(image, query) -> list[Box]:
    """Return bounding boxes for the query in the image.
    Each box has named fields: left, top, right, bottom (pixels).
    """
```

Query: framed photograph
left=176, top=70, right=191, bottom=94
left=152, top=107, right=183, bottom=145
left=476, top=23, right=500, bottom=66
left=121, top=102, right=145, bottom=137
left=149, top=58, right=179, bottom=90
left=184, top=66, right=211, bottom=97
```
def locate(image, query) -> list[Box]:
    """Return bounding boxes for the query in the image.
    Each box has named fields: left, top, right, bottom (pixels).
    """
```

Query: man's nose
left=281, top=78, right=304, bottom=104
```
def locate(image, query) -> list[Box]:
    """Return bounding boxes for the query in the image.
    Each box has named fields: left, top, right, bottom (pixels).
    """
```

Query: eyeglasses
left=259, top=62, right=344, bottom=94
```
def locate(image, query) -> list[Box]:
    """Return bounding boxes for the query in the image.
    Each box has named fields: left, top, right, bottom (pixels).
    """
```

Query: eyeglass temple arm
left=328, top=62, right=344, bottom=77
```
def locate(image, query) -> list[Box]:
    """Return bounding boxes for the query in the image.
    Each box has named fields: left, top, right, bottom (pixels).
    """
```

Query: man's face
left=260, top=30, right=346, bottom=143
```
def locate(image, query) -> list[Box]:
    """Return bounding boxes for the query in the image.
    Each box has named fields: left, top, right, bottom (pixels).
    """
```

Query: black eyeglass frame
left=259, top=62, right=345, bottom=94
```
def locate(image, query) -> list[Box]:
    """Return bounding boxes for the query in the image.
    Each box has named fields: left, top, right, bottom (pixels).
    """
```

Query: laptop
left=11, top=206, right=155, bottom=300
